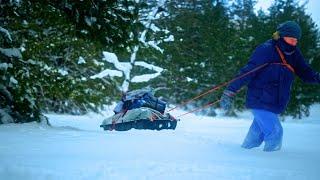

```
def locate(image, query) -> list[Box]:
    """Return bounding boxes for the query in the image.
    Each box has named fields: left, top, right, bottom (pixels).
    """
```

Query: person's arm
left=293, top=49, right=320, bottom=84
left=227, top=44, right=271, bottom=93
left=220, top=44, right=271, bottom=111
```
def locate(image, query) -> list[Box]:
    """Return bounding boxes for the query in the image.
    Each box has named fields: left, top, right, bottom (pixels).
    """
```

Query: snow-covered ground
left=1, top=105, right=320, bottom=180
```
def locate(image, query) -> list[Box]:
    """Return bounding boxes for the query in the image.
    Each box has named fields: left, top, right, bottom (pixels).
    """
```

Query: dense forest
left=1, top=0, right=319, bottom=123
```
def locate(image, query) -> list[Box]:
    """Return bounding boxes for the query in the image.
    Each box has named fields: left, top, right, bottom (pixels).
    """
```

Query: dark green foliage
left=36, top=0, right=139, bottom=51
left=1, top=25, right=41, bottom=123
left=1, top=0, right=319, bottom=122
left=0, top=0, right=140, bottom=123
left=159, top=1, right=236, bottom=114
left=4, top=1, right=123, bottom=115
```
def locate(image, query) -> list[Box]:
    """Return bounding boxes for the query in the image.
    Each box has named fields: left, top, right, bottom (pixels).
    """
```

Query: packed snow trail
left=0, top=107, right=320, bottom=180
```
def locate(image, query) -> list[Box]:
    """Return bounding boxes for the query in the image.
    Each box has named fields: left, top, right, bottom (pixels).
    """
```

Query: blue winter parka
left=227, top=39, right=320, bottom=114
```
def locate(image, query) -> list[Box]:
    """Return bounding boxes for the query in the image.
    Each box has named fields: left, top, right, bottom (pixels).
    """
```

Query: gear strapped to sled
left=113, top=88, right=166, bottom=114
left=100, top=88, right=177, bottom=131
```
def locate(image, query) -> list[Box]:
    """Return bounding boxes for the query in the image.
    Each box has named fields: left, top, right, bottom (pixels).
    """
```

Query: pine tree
left=96, top=0, right=173, bottom=93
left=0, top=24, right=42, bottom=123
left=159, top=0, right=236, bottom=115
left=40, top=0, right=139, bottom=51
left=0, top=0, right=142, bottom=122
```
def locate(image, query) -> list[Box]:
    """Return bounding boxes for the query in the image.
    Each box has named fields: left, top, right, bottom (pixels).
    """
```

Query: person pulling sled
left=220, top=21, right=320, bottom=152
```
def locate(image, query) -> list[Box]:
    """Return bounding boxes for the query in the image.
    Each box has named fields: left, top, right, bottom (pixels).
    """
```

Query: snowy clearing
left=0, top=105, right=320, bottom=180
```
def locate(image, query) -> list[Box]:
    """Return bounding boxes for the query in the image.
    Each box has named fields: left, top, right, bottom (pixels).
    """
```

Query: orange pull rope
left=167, top=62, right=269, bottom=113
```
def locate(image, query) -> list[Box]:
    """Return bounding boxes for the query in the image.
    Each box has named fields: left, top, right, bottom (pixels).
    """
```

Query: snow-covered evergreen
left=0, top=26, right=40, bottom=124
left=91, top=51, right=164, bottom=91
left=90, top=0, right=173, bottom=92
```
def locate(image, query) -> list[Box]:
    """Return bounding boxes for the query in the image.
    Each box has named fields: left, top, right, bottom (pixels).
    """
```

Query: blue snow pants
left=241, top=109, right=283, bottom=151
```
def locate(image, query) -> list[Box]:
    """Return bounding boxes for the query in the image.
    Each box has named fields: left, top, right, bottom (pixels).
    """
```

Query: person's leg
left=263, top=118, right=283, bottom=152
left=252, top=109, right=283, bottom=152
left=241, top=118, right=264, bottom=149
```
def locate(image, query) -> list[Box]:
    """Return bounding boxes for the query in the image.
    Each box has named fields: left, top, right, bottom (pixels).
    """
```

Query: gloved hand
left=220, top=90, right=236, bottom=111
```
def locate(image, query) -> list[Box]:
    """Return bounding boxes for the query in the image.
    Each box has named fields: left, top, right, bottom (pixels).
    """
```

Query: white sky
left=255, top=0, right=320, bottom=28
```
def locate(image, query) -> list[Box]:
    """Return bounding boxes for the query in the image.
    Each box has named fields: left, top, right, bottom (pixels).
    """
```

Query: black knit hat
left=277, top=21, right=302, bottom=40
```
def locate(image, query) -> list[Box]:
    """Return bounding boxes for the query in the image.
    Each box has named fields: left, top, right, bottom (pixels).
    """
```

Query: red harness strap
left=275, top=45, right=295, bottom=73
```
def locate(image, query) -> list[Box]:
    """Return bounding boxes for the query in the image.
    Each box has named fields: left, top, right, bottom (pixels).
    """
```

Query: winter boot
left=241, top=119, right=264, bottom=149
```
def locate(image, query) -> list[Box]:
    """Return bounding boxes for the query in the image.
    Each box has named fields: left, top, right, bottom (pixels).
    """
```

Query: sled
left=100, top=107, right=178, bottom=131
